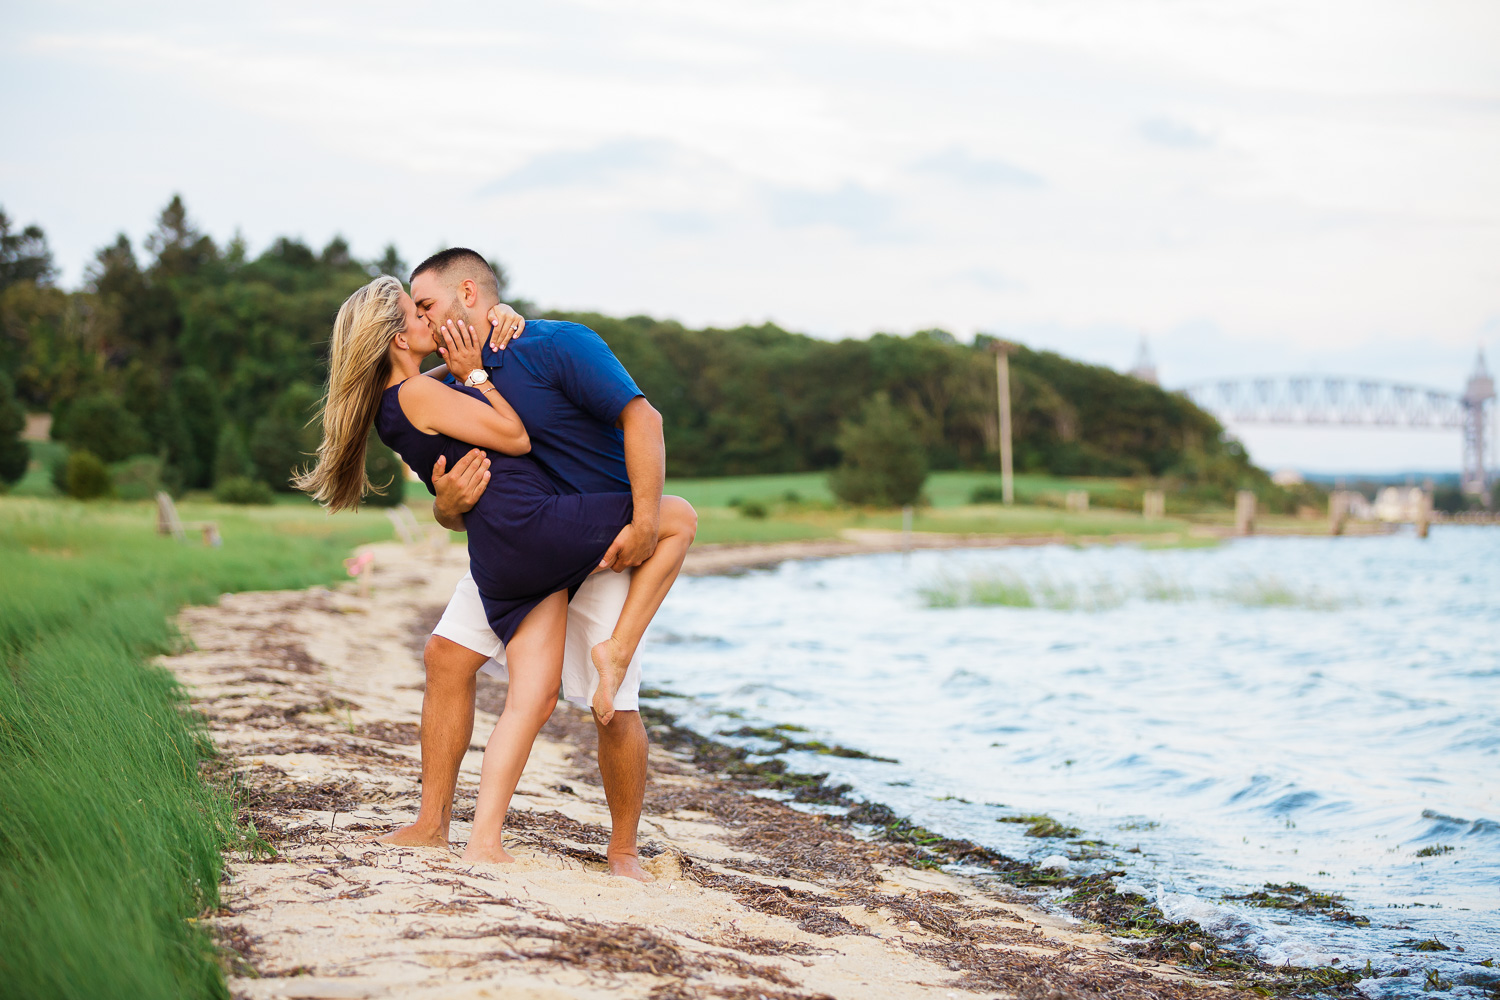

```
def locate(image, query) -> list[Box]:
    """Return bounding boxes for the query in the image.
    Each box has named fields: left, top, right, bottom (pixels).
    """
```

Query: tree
left=145, top=194, right=217, bottom=281
left=249, top=382, right=320, bottom=490
left=828, top=392, right=928, bottom=507
left=363, top=428, right=406, bottom=508
left=214, top=423, right=256, bottom=485
left=172, top=366, right=220, bottom=488
left=0, top=370, right=29, bottom=485
left=61, top=394, right=148, bottom=463
left=370, top=244, right=407, bottom=279
left=0, top=208, right=56, bottom=291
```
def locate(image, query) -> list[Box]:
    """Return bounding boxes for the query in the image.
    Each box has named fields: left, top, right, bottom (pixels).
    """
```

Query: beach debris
left=1039, top=855, right=1071, bottom=872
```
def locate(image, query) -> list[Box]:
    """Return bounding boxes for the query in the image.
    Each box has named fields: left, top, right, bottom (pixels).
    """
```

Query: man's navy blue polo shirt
left=464, top=320, right=642, bottom=495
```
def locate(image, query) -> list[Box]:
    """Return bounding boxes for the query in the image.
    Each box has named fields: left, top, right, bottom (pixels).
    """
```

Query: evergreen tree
left=0, top=208, right=56, bottom=291
left=828, top=392, right=928, bottom=507
left=363, top=428, right=405, bottom=508
left=62, top=394, right=148, bottom=463
left=0, top=370, right=29, bottom=485
left=171, top=366, right=220, bottom=488
left=370, top=244, right=407, bottom=279
left=145, top=194, right=217, bottom=281
left=213, top=423, right=256, bottom=484
left=249, top=382, right=320, bottom=490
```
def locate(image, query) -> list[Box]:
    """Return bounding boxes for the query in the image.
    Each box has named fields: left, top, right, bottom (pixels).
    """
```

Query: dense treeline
left=1, top=196, right=1277, bottom=505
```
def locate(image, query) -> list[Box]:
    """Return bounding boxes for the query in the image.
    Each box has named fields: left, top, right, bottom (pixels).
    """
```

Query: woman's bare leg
left=461, top=591, right=568, bottom=864
left=591, top=496, right=697, bottom=724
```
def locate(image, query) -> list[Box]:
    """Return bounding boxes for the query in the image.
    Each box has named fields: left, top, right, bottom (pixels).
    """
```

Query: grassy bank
left=0, top=498, right=392, bottom=999
left=660, top=471, right=1195, bottom=545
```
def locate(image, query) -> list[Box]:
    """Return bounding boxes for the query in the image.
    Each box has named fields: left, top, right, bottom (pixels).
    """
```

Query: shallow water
left=644, top=528, right=1500, bottom=996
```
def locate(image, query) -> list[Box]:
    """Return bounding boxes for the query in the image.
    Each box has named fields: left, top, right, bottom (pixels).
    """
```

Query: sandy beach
left=166, top=538, right=1233, bottom=1000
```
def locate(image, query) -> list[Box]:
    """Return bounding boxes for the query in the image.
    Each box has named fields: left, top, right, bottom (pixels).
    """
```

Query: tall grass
left=0, top=499, right=392, bottom=999
left=921, top=566, right=1346, bottom=612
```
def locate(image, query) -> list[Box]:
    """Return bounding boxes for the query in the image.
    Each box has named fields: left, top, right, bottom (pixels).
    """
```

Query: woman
left=296, top=275, right=695, bottom=863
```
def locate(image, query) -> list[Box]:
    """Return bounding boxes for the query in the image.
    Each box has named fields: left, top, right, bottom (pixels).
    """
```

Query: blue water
left=644, top=528, right=1500, bottom=996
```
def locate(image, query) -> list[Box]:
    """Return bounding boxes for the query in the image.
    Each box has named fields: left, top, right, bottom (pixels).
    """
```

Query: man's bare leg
left=596, top=708, right=652, bottom=881
left=591, top=496, right=697, bottom=724
left=376, top=635, right=487, bottom=847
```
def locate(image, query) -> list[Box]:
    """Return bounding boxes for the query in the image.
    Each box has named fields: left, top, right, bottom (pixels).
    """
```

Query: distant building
left=1129, top=337, right=1158, bottom=385
left=1373, top=486, right=1426, bottom=522
left=1271, top=468, right=1304, bottom=487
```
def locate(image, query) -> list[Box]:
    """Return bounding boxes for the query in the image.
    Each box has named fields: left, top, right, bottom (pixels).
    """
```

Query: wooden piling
left=1234, top=490, right=1256, bottom=536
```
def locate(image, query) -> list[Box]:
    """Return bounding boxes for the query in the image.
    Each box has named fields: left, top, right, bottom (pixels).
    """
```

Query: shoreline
left=175, top=540, right=1365, bottom=998
left=681, top=521, right=1398, bottom=576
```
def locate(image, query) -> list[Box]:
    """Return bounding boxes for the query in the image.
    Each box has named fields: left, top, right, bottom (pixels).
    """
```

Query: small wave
left=1156, top=888, right=1348, bottom=969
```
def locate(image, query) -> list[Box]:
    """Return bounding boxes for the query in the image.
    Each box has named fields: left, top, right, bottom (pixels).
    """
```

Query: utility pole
left=990, top=340, right=1016, bottom=505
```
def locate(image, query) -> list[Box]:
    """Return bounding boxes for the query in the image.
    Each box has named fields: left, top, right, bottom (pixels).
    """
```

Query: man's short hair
left=410, top=247, right=500, bottom=299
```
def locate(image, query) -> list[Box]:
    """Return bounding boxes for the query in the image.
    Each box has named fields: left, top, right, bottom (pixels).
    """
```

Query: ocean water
left=643, top=528, right=1500, bottom=997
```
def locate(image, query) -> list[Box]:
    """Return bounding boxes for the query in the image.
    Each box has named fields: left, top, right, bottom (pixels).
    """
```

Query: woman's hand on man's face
left=486, top=303, right=525, bottom=352
left=436, top=319, right=485, bottom=383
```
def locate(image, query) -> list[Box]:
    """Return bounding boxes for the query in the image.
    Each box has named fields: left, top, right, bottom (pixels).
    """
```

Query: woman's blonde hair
left=293, top=276, right=405, bottom=511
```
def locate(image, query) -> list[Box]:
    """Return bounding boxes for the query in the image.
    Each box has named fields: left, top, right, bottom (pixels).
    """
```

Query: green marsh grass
left=922, top=566, right=1345, bottom=612
left=0, top=498, right=392, bottom=999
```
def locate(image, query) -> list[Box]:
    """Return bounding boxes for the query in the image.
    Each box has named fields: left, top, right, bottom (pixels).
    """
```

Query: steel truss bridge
left=1176, top=354, right=1495, bottom=498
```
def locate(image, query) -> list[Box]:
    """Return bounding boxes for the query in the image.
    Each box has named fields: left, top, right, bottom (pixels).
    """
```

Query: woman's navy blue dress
left=375, top=380, right=634, bottom=645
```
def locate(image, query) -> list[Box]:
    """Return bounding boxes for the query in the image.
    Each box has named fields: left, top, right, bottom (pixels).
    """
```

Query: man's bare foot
left=608, top=853, right=655, bottom=882
left=372, top=822, right=449, bottom=848
left=460, top=841, right=516, bottom=864
left=590, top=637, right=630, bottom=727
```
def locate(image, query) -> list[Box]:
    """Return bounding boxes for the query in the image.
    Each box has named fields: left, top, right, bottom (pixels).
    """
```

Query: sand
left=164, top=538, right=1229, bottom=1000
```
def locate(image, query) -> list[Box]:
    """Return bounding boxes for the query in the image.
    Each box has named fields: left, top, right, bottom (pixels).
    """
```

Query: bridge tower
left=1461, top=349, right=1495, bottom=500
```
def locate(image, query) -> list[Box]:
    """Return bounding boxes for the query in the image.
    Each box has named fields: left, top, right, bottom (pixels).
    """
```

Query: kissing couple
left=298, top=248, right=696, bottom=881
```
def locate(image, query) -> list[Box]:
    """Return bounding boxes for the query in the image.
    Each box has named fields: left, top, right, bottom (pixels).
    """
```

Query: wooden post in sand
left=1234, top=491, right=1256, bottom=536
left=1065, top=490, right=1089, bottom=513
left=901, top=504, right=913, bottom=560
left=990, top=340, right=1015, bottom=505
left=1328, top=491, right=1348, bottom=536
left=1143, top=490, right=1165, bottom=520
left=1415, top=487, right=1432, bottom=540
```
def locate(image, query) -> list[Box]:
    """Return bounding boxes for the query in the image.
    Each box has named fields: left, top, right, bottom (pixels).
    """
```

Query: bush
left=828, top=392, right=928, bottom=508
left=739, top=500, right=768, bottom=519
left=109, top=455, right=166, bottom=501
left=213, top=475, right=273, bottom=505
left=0, top=371, right=28, bottom=485
left=64, top=450, right=112, bottom=499
left=970, top=483, right=1006, bottom=504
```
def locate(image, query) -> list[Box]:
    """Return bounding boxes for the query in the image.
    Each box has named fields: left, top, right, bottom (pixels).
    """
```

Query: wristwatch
left=463, top=369, right=490, bottom=388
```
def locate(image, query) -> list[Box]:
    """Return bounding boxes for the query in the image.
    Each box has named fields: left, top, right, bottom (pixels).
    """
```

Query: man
left=378, top=247, right=683, bottom=882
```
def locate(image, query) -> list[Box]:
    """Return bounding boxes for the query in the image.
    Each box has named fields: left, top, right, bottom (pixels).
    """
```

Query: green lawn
left=0, top=497, right=393, bottom=999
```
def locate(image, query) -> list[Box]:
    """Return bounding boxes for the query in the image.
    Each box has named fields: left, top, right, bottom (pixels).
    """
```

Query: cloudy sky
left=4, top=0, right=1497, bottom=472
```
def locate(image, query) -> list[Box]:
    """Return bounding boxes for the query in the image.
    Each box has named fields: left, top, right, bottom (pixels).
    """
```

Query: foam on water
left=645, top=528, right=1500, bottom=995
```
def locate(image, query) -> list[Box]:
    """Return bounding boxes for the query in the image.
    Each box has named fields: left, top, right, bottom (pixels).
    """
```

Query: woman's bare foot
left=608, top=852, right=656, bottom=882
left=460, top=840, right=516, bottom=864
left=373, top=821, right=449, bottom=848
left=590, top=637, right=630, bottom=727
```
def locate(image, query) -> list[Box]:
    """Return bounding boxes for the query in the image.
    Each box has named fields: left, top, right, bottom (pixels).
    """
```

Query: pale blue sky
left=3, top=0, right=1497, bottom=472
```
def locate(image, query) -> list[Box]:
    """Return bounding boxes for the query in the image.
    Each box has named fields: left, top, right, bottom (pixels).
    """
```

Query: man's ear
left=460, top=278, right=479, bottom=308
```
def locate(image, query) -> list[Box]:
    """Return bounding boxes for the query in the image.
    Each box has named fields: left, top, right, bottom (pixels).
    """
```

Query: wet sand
left=167, top=539, right=1235, bottom=999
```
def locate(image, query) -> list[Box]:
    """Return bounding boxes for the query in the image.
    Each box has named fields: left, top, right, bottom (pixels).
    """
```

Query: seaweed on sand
left=718, top=724, right=898, bottom=762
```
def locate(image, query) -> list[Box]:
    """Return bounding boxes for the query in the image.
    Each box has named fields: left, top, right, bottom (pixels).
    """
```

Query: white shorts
left=432, top=568, right=642, bottom=713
